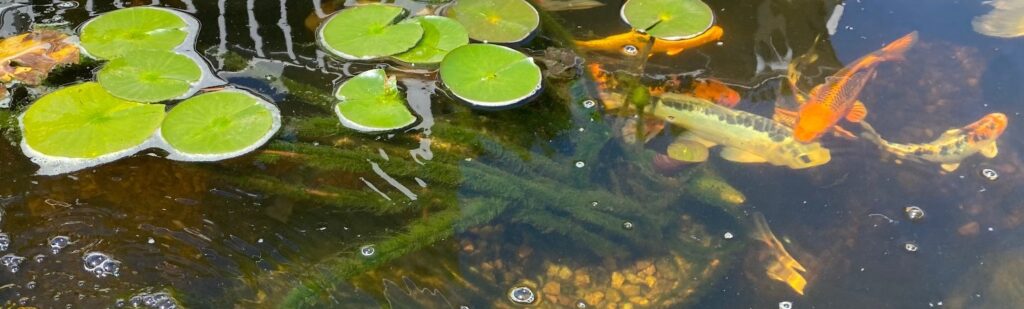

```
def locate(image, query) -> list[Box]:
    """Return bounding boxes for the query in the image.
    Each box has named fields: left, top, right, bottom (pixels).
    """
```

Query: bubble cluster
left=128, top=291, right=179, bottom=309
left=1, top=253, right=26, bottom=273
left=360, top=245, right=376, bottom=257
left=0, top=232, right=9, bottom=251
left=904, top=206, right=925, bottom=222
left=83, top=252, right=121, bottom=278
left=55, top=1, right=79, bottom=9
left=981, top=168, right=999, bottom=181
left=50, top=235, right=70, bottom=254
left=904, top=242, right=919, bottom=253
left=508, top=286, right=536, bottom=304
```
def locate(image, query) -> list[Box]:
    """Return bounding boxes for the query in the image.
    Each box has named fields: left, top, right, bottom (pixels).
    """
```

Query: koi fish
left=691, top=78, right=741, bottom=108
left=972, top=0, right=1024, bottom=38
left=651, top=93, right=831, bottom=169
left=575, top=26, right=724, bottom=57
left=859, top=113, right=1008, bottom=172
left=751, top=213, right=809, bottom=295
left=792, top=31, right=919, bottom=143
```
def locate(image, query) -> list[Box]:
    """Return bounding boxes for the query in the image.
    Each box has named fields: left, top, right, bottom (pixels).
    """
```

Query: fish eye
left=798, top=154, right=812, bottom=164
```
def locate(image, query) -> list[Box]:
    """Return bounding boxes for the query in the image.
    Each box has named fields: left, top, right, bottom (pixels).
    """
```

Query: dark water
left=1, top=0, right=1023, bottom=308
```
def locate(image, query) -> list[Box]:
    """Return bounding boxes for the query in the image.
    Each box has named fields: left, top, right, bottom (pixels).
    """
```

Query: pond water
left=1, top=0, right=1023, bottom=308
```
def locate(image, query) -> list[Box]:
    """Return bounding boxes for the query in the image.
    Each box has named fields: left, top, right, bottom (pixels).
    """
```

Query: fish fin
left=665, top=47, right=685, bottom=56
left=981, top=142, right=998, bottom=158
left=720, top=147, right=769, bottom=163
left=667, top=140, right=710, bottom=162
left=845, top=101, right=868, bottom=122
left=677, top=132, right=717, bottom=147
left=939, top=128, right=963, bottom=138
left=773, top=107, right=799, bottom=127
left=832, top=125, right=857, bottom=140
left=941, top=163, right=961, bottom=172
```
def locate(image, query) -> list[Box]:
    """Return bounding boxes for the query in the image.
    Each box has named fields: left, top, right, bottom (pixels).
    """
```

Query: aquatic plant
left=21, top=82, right=165, bottom=158
left=620, top=0, right=715, bottom=40
left=317, top=4, right=424, bottom=60
left=392, top=16, right=469, bottom=66
left=79, top=7, right=190, bottom=59
left=160, top=89, right=281, bottom=160
left=438, top=44, right=543, bottom=107
left=96, top=49, right=201, bottom=102
left=333, top=69, right=417, bottom=132
left=445, top=0, right=540, bottom=43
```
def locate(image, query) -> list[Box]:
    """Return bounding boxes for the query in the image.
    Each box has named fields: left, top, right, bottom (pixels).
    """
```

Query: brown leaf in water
left=0, top=29, right=80, bottom=100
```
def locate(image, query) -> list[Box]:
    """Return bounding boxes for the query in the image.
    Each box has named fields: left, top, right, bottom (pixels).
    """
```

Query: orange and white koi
left=575, top=26, right=724, bottom=57
left=792, top=31, right=919, bottom=143
left=752, top=213, right=809, bottom=295
left=859, top=113, right=1008, bottom=172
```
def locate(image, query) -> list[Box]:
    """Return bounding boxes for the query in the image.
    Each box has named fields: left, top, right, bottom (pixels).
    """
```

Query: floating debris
left=981, top=168, right=999, bottom=181
left=83, top=251, right=121, bottom=277
left=905, top=206, right=926, bottom=222
left=49, top=235, right=70, bottom=254
left=508, top=286, right=537, bottom=304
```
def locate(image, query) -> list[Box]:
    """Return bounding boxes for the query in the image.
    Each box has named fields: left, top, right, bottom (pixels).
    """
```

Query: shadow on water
left=0, top=0, right=1023, bottom=308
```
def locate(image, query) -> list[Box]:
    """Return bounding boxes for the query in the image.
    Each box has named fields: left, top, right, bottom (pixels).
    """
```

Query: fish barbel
left=652, top=93, right=831, bottom=169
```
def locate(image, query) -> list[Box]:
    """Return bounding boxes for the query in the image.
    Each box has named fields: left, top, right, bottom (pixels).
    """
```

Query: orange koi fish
left=575, top=26, right=724, bottom=57
left=587, top=63, right=741, bottom=110
left=691, top=78, right=741, bottom=108
left=860, top=113, right=1008, bottom=172
left=792, top=31, right=918, bottom=143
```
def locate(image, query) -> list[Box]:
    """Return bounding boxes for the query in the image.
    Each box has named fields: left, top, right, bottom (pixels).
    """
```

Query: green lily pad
left=21, top=82, right=165, bottom=158
left=439, top=44, right=541, bottom=107
left=620, top=0, right=715, bottom=40
left=446, top=0, right=539, bottom=43
left=161, top=90, right=280, bottom=158
left=317, top=4, right=425, bottom=60
left=80, top=7, right=190, bottom=59
left=97, top=50, right=202, bottom=103
left=334, top=69, right=417, bottom=132
left=392, top=16, right=469, bottom=66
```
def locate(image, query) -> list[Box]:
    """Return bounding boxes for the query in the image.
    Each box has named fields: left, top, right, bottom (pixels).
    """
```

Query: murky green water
left=1, top=0, right=1023, bottom=308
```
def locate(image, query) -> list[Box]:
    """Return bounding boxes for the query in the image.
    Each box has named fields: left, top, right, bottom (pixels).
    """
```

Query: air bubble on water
left=2, top=253, right=25, bottom=273
left=576, top=300, right=588, bottom=308
left=128, top=291, right=179, bottom=309
left=904, top=206, right=925, bottom=222
left=34, top=254, right=45, bottom=263
left=723, top=232, right=734, bottom=239
left=0, top=232, right=9, bottom=251
left=981, top=168, right=999, bottom=181
left=360, top=245, right=376, bottom=257
left=590, top=201, right=599, bottom=207
left=56, top=1, right=79, bottom=9
left=904, top=242, right=919, bottom=253
left=575, top=161, right=586, bottom=168
left=82, top=252, right=121, bottom=278
left=623, top=45, right=639, bottom=56
left=779, top=301, right=793, bottom=309
left=50, top=235, right=70, bottom=254
left=622, top=221, right=634, bottom=230
left=508, top=286, right=536, bottom=304
left=582, top=100, right=596, bottom=108
left=26, top=281, right=36, bottom=289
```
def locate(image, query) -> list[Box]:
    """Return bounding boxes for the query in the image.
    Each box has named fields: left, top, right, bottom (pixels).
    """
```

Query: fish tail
left=857, top=121, right=892, bottom=149
left=875, top=31, right=919, bottom=61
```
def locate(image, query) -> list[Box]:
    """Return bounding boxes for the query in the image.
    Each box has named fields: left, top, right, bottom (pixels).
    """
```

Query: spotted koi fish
left=792, top=31, right=919, bottom=143
left=652, top=93, right=831, bottom=169
left=575, top=26, right=724, bottom=57
left=859, top=113, right=1008, bottom=172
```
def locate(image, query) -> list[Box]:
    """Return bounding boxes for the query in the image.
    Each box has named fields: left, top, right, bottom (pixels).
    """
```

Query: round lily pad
left=80, top=7, right=190, bottom=59
left=446, top=0, right=539, bottom=43
left=392, top=16, right=469, bottom=66
left=161, top=90, right=280, bottom=157
left=334, top=69, right=417, bottom=132
left=97, top=50, right=202, bottom=103
left=21, top=82, right=165, bottom=158
left=439, top=44, right=542, bottom=107
left=620, top=0, right=715, bottom=40
left=317, top=4, right=425, bottom=60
